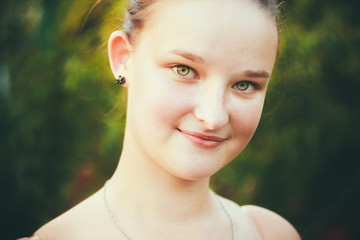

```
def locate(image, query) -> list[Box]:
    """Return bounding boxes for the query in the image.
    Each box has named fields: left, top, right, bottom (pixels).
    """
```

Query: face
left=122, top=0, right=278, bottom=180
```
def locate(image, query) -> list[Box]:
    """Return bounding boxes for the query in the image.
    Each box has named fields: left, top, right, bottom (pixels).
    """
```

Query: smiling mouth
left=176, top=128, right=227, bottom=148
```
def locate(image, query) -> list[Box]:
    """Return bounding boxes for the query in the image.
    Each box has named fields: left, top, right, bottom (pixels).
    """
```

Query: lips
left=177, top=128, right=227, bottom=148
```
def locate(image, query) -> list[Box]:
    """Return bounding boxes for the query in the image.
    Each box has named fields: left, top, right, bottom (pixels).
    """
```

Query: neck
left=103, top=131, right=235, bottom=240
left=108, top=137, right=214, bottom=226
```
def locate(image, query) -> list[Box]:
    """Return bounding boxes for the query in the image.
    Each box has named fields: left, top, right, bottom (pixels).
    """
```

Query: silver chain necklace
left=103, top=181, right=235, bottom=240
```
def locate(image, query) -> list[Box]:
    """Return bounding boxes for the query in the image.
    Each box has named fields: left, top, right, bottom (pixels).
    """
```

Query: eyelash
left=171, top=65, right=260, bottom=93
left=232, top=81, right=259, bottom=93
left=171, top=65, right=198, bottom=79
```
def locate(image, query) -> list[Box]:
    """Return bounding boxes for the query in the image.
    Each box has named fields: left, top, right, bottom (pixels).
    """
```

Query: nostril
left=194, top=87, right=229, bottom=130
left=194, top=106, right=229, bottom=131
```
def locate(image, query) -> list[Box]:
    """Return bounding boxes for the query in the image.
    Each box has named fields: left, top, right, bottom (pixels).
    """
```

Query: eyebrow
left=243, top=70, right=270, bottom=79
left=169, top=49, right=270, bottom=79
left=169, top=49, right=205, bottom=63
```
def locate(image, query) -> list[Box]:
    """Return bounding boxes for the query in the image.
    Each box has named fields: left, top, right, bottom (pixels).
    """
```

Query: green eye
left=172, top=65, right=196, bottom=78
left=234, top=81, right=255, bottom=92
left=176, top=65, right=190, bottom=76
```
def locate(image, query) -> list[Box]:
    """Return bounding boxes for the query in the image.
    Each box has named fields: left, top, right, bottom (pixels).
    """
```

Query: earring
left=116, top=75, right=126, bottom=85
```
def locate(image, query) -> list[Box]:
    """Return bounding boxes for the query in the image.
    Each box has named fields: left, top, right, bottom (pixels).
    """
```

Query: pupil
left=239, top=82, right=248, bottom=90
left=179, top=67, right=188, bottom=75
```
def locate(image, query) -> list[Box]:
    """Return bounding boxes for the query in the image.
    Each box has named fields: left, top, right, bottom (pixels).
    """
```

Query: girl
left=23, top=0, right=301, bottom=239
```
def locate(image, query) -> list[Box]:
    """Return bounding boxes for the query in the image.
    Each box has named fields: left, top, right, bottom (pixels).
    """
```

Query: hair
left=123, top=0, right=281, bottom=45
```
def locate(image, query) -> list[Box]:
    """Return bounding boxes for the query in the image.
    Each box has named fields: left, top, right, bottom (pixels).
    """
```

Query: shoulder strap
left=17, top=237, right=40, bottom=240
left=241, top=207, right=263, bottom=240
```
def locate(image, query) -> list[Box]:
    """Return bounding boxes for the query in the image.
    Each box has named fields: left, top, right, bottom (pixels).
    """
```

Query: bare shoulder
left=17, top=237, right=40, bottom=240
left=34, top=190, right=109, bottom=240
left=216, top=197, right=300, bottom=239
left=242, top=205, right=301, bottom=240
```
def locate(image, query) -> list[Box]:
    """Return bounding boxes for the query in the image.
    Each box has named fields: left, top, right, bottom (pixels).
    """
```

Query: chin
left=170, top=166, right=220, bottom=181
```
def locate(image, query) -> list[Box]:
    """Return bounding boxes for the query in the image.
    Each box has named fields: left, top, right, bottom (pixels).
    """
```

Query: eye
left=233, top=81, right=256, bottom=93
left=172, top=65, right=197, bottom=78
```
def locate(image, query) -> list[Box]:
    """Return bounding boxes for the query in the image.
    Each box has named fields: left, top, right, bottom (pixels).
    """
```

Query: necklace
left=103, top=181, right=235, bottom=240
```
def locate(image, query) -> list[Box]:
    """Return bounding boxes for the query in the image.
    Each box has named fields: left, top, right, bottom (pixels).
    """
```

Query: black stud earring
left=116, top=75, right=126, bottom=85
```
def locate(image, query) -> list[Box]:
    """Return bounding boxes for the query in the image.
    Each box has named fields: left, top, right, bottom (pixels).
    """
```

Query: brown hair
left=123, top=0, right=282, bottom=44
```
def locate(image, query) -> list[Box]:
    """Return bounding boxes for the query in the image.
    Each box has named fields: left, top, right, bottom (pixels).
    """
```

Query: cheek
left=132, top=72, right=194, bottom=133
left=152, top=86, right=194, bottom=129
left=231, top=98, right=264, bottom=140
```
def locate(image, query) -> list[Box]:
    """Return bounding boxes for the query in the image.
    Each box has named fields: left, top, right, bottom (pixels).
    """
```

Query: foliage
left=1, top=0, right=359, bottom=239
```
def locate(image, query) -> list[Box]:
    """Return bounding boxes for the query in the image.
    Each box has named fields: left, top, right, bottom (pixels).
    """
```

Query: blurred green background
left=1, top=0, right=359, bottom=239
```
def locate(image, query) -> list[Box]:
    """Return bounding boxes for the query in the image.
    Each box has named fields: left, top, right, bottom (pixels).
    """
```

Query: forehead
left=134, top=0, right=278, bottom=71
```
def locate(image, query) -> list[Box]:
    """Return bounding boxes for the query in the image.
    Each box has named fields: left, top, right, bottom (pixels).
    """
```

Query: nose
left=194, top=83, right=229, bottom=131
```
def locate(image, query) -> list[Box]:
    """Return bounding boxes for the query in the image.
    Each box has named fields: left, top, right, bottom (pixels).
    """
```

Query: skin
left=30, top=0, right=301, bottom=239
left=121, top=0, right=275, bottom=182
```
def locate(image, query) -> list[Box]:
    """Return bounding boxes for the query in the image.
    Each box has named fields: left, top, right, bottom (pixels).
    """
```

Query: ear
left=108, top=31, right=133, bottom=83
